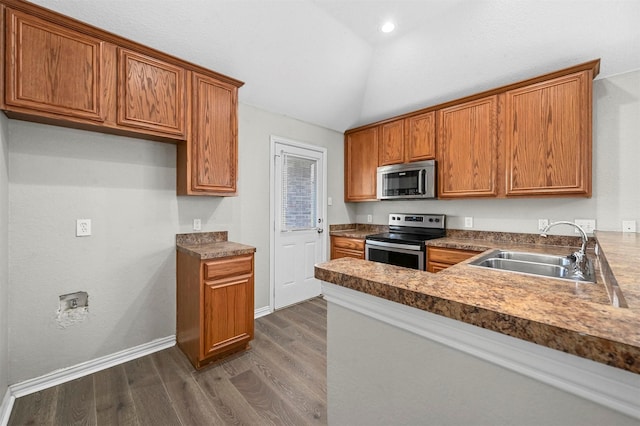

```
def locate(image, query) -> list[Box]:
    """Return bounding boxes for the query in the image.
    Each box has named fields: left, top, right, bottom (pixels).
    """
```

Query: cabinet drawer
left=204, top=255, right=253, bottom=281
left=427, top=247, right=480, bottom=265
left=332, top=236, right=364, bottom=251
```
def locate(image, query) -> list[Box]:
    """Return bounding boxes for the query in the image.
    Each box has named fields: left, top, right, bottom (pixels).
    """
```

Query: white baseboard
left=9, top=335, right=175, bottom=399
left=0, top=387, right=14, bottom=426
left=254, top=305, right=271, bottom=319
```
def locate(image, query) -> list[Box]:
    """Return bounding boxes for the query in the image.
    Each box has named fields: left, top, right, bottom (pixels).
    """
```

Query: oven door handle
left=365, top=239, right=423, bottom=251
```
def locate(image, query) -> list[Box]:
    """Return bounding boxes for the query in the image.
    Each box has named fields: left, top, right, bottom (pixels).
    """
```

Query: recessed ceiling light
left=380, top=22, right=395, bottom=33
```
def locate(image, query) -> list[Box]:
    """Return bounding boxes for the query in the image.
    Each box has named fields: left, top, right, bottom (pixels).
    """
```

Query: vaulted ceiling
left=30, top=0, right=640, bottom=132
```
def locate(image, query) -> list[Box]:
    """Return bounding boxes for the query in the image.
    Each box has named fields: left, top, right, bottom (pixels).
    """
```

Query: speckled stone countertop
left=176, top=231, right=256, bottom=259
left=329, top=223, right=388, bottom=239
left=315, top=229, right=640, bottom=374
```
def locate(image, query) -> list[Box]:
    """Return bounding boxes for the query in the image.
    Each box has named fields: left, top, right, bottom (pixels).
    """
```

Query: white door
left=272, top=137, right=326, bottom=309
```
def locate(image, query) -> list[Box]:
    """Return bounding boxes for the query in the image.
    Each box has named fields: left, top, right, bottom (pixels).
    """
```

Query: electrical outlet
left=367, top=214, right=373, bottom=223
left=76, top=219, right=91, bottom=237
left=193, top=218, right=202, bottom=231
left=574, top=219, right=596, bottom=234
left=622, top=220, right=637, bottom=233
left=464, top=217, right=473, bottom=228
left=538, top=219, right=549, bottom=231
left=328, top=197, right=333, bottom=206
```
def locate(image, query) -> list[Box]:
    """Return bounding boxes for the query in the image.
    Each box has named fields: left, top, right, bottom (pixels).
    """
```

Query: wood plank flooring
left=8, top=297, right=327, bottom=426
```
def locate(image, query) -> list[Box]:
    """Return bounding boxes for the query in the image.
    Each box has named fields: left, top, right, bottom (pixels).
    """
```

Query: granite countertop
left=315, top=229, right=640, bottom=374
left=329, top=223, right=388, bottom=239
left=176, top=231, right=256, bottom=260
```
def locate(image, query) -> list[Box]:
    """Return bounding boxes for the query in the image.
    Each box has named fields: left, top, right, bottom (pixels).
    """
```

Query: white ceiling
left=30, top=0, right=640, bottom=132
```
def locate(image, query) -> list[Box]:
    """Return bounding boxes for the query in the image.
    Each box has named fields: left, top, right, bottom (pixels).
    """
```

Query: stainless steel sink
left=493, top=251, right=572, bottom=266
left=469, top=249, right=595, bottom=283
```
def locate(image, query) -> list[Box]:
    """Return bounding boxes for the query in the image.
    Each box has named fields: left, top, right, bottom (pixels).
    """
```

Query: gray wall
left=6, top=103, right=349, bottom=383
left=354, top=69, right=640, bottom=235
left=328, top=302, right=639, bottom=426
left=0, top=112, right=8, bottom=398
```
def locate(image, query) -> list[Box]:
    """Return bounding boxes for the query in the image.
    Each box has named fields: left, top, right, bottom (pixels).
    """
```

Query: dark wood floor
left=9, top=297, right=327, bottom=426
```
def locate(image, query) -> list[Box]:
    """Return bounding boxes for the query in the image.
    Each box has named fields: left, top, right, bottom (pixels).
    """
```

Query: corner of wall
left=0, top=113, right=9, bottom=406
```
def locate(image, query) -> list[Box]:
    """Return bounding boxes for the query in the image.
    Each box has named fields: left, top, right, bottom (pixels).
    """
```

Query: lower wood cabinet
left=331, top=236, right=365, bottom=259
left=177, top=251, right=254, bottom=369
left=427, top=247, right=481, bottom=272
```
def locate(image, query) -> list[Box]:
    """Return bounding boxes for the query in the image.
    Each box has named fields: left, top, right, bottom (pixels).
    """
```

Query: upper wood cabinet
left=504, top=71, right=592, bottom=197
left=117, top=49, right=186, bottom=138
left=405, top=111, right=436, bottom=162
left=345, top=127, right=379, bottom=202
left=1, top=0, right=244, bottom=197
left=4, top=8, right=105, bottom=122
left=379, top=120, right=404, bottom=165
left=378, top=111, right=436, bottom=166
left=346, top=60, right=599, bottom=200
left=437, top=96, right=499, bottom=198
left=177, top=72, right=238, bottom=195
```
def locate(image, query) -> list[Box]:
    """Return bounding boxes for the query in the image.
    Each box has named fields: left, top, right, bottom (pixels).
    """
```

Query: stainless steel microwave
left=376, top=160, right=436, bottom=200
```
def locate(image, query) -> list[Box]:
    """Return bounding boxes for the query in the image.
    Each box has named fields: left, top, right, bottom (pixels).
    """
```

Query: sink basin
left=469, top=249, right=595, bottom=283
left=493, top=251, right=572, bottom=266
left=475, top=258, right=569, bottom=279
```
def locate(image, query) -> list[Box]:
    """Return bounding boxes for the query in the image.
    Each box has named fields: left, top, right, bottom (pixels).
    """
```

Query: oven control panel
left=388, top=213, right=445, bottom=229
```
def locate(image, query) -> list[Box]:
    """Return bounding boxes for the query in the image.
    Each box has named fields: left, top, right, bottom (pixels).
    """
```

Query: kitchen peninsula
left=316, top=230, right=640, bottom=425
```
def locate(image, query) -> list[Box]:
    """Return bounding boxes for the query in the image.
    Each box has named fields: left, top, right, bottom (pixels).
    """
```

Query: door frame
left=269, top=135, right=328, bottom=313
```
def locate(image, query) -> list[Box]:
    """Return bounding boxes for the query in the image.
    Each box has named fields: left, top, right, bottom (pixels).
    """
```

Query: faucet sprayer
left=541, top=221, right=590, bottom=278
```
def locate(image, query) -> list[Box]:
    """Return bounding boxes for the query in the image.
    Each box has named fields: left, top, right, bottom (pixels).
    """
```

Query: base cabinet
left=331, top=236, right=365, bottom=259
left=427, top=247, right=481, bottom=272
left=177, top=251, right=254, bottom=369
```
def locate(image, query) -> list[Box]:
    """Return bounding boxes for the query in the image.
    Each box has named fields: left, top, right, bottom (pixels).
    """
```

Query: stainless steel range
left=365, top=213, right=446, bottom=270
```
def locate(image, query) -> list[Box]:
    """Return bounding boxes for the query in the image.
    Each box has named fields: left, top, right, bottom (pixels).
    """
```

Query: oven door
left=365, top=240, right=425, bottom=270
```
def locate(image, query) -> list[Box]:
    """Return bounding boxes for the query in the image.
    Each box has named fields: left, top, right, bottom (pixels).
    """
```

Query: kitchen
left=0, top=0, right=639, bottom=425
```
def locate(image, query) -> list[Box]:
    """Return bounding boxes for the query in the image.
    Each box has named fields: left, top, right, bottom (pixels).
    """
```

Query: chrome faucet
left=541, top=221, right=590, bottom=277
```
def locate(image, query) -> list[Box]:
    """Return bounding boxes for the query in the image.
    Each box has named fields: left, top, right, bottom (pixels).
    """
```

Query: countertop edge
left=314, top=261, right=640, bottom=374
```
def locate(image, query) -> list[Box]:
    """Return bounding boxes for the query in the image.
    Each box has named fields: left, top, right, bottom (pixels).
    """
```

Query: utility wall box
left=59, top=291, right=88, bottom=311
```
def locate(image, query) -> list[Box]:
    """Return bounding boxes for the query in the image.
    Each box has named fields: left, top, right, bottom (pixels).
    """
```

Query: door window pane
left=281, top=153, right=317, bottom=231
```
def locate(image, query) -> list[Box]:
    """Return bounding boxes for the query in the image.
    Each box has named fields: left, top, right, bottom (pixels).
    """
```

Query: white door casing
left=270, top=136, right=327, bottom=310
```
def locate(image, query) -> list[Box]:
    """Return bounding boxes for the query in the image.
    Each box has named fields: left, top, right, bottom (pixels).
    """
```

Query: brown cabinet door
left=505, top=71, right=592, bottom=196
left=437, top=96, right=499, bottom=198
left=117, top=49, right=185, bottom=137
left=202, top=276, right=253, bottom=357
left=330, top=236, right=365, bottom=259
left=405, top=111, right=435, bottom=162
left=379, top=120, right=404, bottom=166
left=201, top=255, right=254, bottom=359
left=190, top=73, right=238, bottom=194
left=345, top=127, right=379, bottom=201
left=5, top=9, right=104, bottom=121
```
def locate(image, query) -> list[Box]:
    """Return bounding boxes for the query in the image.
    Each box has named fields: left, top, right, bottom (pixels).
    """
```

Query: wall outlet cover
left=574, top=219, right=596, bottom=234
left=76, top=219, right=91, bottom=237
left=622, top=220, right=637, bottom=233
left=464, top=217, right=473, bottom=228
left=367, top=214, right=373, bottom=223
left=193, top=218, right=202, bottom=231
left=538, top=219, right=549, bottom=231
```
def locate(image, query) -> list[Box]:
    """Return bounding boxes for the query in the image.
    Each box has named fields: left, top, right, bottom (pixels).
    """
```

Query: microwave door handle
left=418, top=169, right=425, bottom=194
